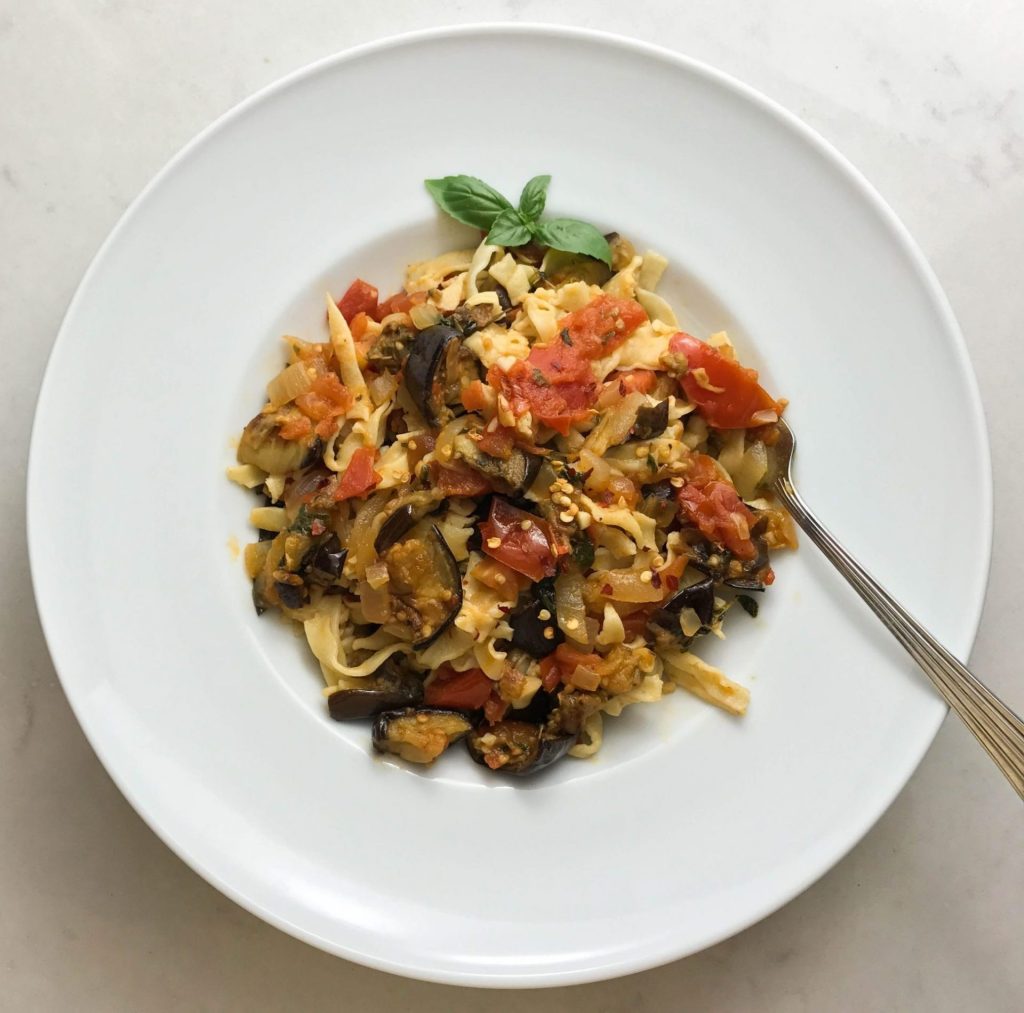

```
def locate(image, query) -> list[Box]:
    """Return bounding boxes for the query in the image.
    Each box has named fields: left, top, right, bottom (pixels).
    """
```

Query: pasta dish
left=228, top=176, right=795, bottom=775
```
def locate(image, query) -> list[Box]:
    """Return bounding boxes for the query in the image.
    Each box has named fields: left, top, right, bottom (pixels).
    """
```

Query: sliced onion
left=593, top=569, right=663, bottom=603
left=365, top=560, right=390, bottom=590
left=347, top=491, right=392, bottom=577
left=580, top=448, right=613, bottom=493
left=410, top=302, right=442, bottom=330
left=555, top=572, right=588, bottom=644
left=267, top=361, right=314, bottom=407
left=356, top=580, right=391, bottom=623
left=568, top=664, right=601, bottom=692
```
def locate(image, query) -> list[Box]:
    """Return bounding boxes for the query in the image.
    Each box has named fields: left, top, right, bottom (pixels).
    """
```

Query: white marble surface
left=2, top=1, right=1022, bottom=1009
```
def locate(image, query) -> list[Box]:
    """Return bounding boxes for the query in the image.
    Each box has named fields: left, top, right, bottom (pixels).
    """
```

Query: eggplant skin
left=631, top=400, right=670, bottom=441
left=454, top=436, right=543, bottom=496
left=466, top=721, right=573, bottom=775
left=374, top=504, right=417, bottom=554
left=371, top=708, right=473, bottom=764
left=660, top=575, right=716, bottom=627
left=404, top=324, right=459, bottom=426
left=327, top=660, right=424, bottom=720
left=510, top=600, right=564, bottom=658
left=300, top=533, right=347, bottom=587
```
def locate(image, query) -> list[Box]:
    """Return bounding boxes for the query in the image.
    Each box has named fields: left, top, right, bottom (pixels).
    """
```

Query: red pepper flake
left=310, top=519, right=326, bottom=537
left=651, top=572, right=662, bottom=589
left=601, top=583, right=613, bottom=596
left=666, top=575, right=680, bottom=591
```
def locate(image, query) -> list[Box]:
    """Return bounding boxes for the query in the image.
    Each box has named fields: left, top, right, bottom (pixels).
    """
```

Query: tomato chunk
left=479, top=499, right=557, bottom=581
left=487, top=342, right=598, bottom=436
left=677, top=453, right=756, bottom=559
left=670, top=333, right=780, bottom=429
left=424, top=666, right=493, bottom=710
left=475, top=425, right=515, bottom=459
left=337, top=279, right=379, bottom=322
left=610, top=368, right=658, bottom=394
left=430, top=461, right=492, bottom=497
left=371, top=289, right=426, bottom=322
left=485, top=295, right=647, bottom=435
left=559, top=295, right=648, bottom=358
left=460, top=379, right=491, bottom=413
left=333, top=446, right=380, bottom=501
left=295, top=373, right=354, bottom=439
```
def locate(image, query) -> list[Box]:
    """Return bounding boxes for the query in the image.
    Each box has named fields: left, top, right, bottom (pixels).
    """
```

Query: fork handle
left=774, top=477, right=1024, bottom=800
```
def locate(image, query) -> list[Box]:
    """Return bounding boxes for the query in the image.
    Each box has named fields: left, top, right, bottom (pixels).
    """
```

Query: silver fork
left=771, top=417, right=1024, bottom=799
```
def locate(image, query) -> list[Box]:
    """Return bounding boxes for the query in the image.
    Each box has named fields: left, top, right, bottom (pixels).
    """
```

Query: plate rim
left=27, top=22, right=994, bottom=987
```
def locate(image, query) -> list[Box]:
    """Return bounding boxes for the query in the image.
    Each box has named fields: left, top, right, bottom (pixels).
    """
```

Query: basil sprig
left=424, top=174, right=612, bottom=266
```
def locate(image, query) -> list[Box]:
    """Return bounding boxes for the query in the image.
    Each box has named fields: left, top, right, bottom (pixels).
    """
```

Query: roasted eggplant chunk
left=510, top=600, right=564, bottom=658
left=453, top=435, right=542, bottom=496
left=466, top=720, right=573, bottom=775
left=372, top=708, right=473, bottom=764
left=327, top=658, right=424, bottom=720
left=380, top=522, right=463, bottom=647
left=404, top=324, right=460, bottom=426
left=237, top=413, right=314, bottom=474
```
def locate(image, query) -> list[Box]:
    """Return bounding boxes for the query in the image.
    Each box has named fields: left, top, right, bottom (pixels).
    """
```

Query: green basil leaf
left=424, top=175, right=513, bottom=230
left=517, top=174, right=551, bottom=221
left=534, top=218, right=612, bottom=266
left=485, top=207, right=533, bottom=247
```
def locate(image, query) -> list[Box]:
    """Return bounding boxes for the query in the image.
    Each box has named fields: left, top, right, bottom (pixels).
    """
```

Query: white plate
left=28, top=25, right=991, bottom=987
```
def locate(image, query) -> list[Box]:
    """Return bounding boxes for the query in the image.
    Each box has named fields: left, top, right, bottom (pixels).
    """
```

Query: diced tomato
left=295, top=373, right=353, bottom=440
left=333, top=446, right=380, bottom=501
left=677, top=453, right=756, bottom=559
left=461, top=380, right=491, bottom=413
left=475, top=425, right=515, bottom=459
left=484, top=295, right=646, bottom=435
left=337, top=279, right=379, bottom=322
left=611, top=368, right=658, bottom=394
left=538, top=656, right=560, bottom=692
left=296, top=373, right=352, bottom=421
left=424, top=666, right=493, bottom=710
left=371, top=289, right=426, bottom=322
left=431, top=461, right=492, bottom=497
left=525, top=342, right=594, bottom=382
left=553, top=643, right=603, bottom=674
left=278, top=414, right=312, bottom=441
left=540, top=643, right=605, bottom=690
left=487, top=343, right=598, bottom=436
left=483, top=692, right=509, bottom=725
left=349, top=311, right=372, bottom=342
left=670, top=333, right=780, bottom=429
left=559, top=294, right=648, bottom=358
left=479, top=499, right=557, bottom=581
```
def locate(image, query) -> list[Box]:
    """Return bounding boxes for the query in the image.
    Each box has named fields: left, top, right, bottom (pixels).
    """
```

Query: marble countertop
left=2, top=2, right=1021, bottom=1009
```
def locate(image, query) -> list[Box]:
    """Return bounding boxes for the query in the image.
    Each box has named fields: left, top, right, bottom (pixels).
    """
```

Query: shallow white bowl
left=28, top=25, right=991, bottom=987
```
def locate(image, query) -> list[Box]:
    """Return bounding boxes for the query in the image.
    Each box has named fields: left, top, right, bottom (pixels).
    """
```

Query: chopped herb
left=736, top=595, right=759, bottom=618
left=531, top=368, right=551, bottom=387
left=559, top=328, right=573, bottom=346
left=565, top=468, right=585, bottom=487
left=536, top=576, right=557, bottom=615
left=646, top=454, right=657, bottom=471
left=571, top=533, right=595, bottom=570
left=289, top=504, right=329, bottom=535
